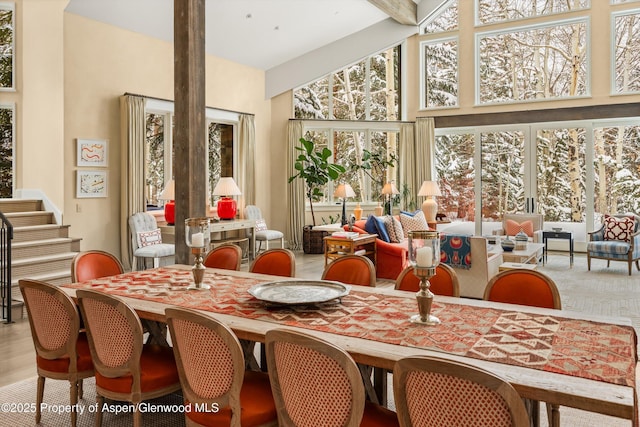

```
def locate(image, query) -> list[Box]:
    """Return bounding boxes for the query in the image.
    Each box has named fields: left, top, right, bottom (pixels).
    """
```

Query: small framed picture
left=77, top=170, right=108, bottom=198
left=77, top=139, right=108, bottom=167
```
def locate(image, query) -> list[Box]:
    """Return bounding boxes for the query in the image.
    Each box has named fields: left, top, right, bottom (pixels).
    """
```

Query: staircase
left=0, top=199, right=81, bottom=320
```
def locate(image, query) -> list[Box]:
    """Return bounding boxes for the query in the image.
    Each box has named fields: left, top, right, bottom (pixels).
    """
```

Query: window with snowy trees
left=0, top=3, right=13, bottom=90
left=0, top=104, right=13, bottom=197
left=613, top=9, right=640, bottom=94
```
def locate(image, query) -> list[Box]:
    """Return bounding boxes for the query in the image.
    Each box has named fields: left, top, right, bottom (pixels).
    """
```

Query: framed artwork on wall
left=77, top=138, right=108, bottom=167
left=77, top=170, right=108, bottom=198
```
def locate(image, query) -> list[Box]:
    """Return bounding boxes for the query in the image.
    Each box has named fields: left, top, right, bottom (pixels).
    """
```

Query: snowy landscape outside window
left=0, top=105, right=13, bottom=197
left=0, top=3, right=13, bottom=89
left=477, top=0, right=589, bottom=25
left=422, top=38, right=458, bottom=108
left=613, top=10, right=640, bottom=94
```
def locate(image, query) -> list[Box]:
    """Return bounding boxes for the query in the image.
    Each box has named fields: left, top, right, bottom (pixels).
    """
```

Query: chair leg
left=587, top=253, right=591, bottom=271
left=280, top=237, right=284, bottom=248
left=153, top=257, right=160, bottom=268
left=546, top=403, right=560, bottom=427
left=36, top=376, right=45, bottom=423
left=132, top=256, right=138, bottom=272
left=70, top=380, right=79, bottom=427
left=96, top=394, right=105, bottom=427
left=629, top=260, right=632, bottom=276
left=78, top=378, right=84, bottom=399
left=133, top=405, right=142, bottom=427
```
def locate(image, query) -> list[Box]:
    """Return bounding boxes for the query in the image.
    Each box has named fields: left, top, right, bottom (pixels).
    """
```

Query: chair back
left=20, top=279, right=83, bottom=368
left=128, top=212, right=159, bottom=251
left=393, top=356, right=529, bottom=427
left=265, top=329, right=365, bottom=427
left=250, top=248, right=296, bottom=277
left=71, top=250, right=124, bottom=282
left=321, top=255, right=376, bottom=287
left=483, top=269, right=562, bottom=309
left=76, top=289, right=144, bottom=381
left=395, top=264, right=460, bottom=297
left=165, top=307, right=245, bottom=424
left=203, top=244, right=242, bottom=270
left=244, top=205, right=263, bottom=221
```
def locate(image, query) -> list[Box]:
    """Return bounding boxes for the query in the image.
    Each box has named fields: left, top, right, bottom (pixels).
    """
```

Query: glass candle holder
left=185, top=217, right=211, bottom=290
left=407, top=230, right=441, bottom=325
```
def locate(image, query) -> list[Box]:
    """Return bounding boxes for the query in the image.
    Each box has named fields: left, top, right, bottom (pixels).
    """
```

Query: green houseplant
left=289, top=137, right=345, bottom=253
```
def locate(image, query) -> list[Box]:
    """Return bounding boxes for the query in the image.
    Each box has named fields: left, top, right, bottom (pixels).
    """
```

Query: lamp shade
left=417, top=181, right=442, bottom=224
left=417, top=181, right=442, bottom=197
left=334, top=183, right=355, bottom=199
left=159, top=180, right=175, bottom=225
left=381, top=182, right=400, bottom=195
left=213, top=177, right=241, bottom=220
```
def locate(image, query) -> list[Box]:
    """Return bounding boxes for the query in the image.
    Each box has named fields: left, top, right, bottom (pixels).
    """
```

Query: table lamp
left=418, top=180, right=442, bottom=223
left=213, top=177, right=242, bottom=220
left=334, top=183, right=356, bottom=226
left=381, top=182, right=399, bottom=215
left=158, top=180, right=175, bottom=225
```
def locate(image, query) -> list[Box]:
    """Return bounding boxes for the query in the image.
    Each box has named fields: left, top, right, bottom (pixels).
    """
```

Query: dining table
left=61, top=265, right=638, bottom=425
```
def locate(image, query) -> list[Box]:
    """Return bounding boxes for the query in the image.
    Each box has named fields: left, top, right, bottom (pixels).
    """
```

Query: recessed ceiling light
left=245, top=13, right=252, bottom=19
left=274, top=26, right=279, bottom=30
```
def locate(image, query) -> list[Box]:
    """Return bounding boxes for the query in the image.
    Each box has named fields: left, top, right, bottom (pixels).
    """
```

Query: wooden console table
left=324, top=234, right=377, bottom=268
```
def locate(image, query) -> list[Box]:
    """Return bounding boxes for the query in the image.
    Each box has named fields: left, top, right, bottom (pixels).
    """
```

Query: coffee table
left=501, top=242, right=545, bottom=264
left=324, top=234, right=377, bottom=268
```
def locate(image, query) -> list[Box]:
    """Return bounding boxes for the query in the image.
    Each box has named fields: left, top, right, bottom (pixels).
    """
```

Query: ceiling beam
left=367, top=0, right=417, bottom=25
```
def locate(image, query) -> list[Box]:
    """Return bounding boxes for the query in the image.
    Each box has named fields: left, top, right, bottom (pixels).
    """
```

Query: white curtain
left=238, top=114, right=256, bottom=215
left=415, top=117, right=436, bottom=182
left=286, top=120, right=304, bottom=250
left=120, top=95, right=146, bottom=271
left=398, top=123, right=417, bottom=202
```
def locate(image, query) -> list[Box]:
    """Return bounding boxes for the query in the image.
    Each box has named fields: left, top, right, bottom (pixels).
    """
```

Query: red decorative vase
left=164, top=200, right=175, bottom=225
left=217, top=197, right=237, bottom=220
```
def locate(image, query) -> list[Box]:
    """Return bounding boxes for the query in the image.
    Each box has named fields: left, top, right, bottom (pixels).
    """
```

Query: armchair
left=495, top=213, right=544, bottom=243
left=587, top=214, right=640, bottom=275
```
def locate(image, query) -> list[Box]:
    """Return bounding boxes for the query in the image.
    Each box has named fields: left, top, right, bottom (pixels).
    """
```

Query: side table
left=324, top=234, right=377, bottom=269
left=542, top=230, right=573, bottom=266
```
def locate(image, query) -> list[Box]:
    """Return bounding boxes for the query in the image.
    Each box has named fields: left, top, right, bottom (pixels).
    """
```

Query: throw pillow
left=400, top=209, right=421, bottom=217
left=399, top=211, right=429, bottom=237
left=505, top=219, right=534, bottom=237
left=137, top=228, right=162, bottom=248
left=364, top=215, right=378, bottom=235
left=384, top=215, right=404, bottom=243
left=255, top=218, right=268, bottom=232
left=604, top=215, right=635, bottom=242
left=364, top=215, right=391, bottom=243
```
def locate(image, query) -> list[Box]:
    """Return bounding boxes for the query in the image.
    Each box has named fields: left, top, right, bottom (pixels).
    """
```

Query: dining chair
left=393, top=355, right=529, bottom=427
left=203, top=243, right=243, bottom=270
left=129, top=212, right=175, bottom=271
left=19, top=279, right=94, bottom=427
left=483, top=268, right=562, bottom=426
left=265, top=328, right=399, bottom=427
left=76, top=289, right=181, bottom=427
left=71, top=250, right=125, bottom=282
left=394, top=264, right=460, bottom=297
left=321, top=255, right=376, bottom=286
left=244, top=205, right=285, bottom=252
left=249, top=248, right=296, bottom=277
left=165, top=307, right=278, bottom=427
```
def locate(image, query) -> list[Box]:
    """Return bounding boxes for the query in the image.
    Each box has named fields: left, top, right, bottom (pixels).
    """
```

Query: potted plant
left=351, top=148, right=398, bottom=214
left=288, top=137, right=345, bottom=253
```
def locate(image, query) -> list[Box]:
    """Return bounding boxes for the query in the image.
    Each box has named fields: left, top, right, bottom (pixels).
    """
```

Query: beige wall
left=61, top=13, right=270, bottom=257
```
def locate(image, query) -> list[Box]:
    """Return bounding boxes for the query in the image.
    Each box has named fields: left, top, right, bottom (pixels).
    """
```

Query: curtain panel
left=398, top=123, right=417, bottom=204
left=415, top=117, right=435, bottom=182
left=238, top=114, right=256, bottom=215
left=286, top=120, right=304, bottom=250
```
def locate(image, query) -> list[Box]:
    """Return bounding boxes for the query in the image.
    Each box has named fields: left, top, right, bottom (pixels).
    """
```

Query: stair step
left=11, top=238, right=82, bottom=259
left=12, top=224, right=71, bottom=242
left=0, top=199, right=42, bottom=213
left=11, top=252, right=79, bottom=280
left=11, top=269, right=73, bottom=289
left=4, top=211, right=54, bottom=227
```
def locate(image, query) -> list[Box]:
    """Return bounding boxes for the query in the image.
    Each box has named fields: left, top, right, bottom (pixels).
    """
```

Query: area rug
left=0, top=377, right=185, bottom=427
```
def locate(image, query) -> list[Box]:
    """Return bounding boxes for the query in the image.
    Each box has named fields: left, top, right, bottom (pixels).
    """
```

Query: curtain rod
left=124, top=92, right=255, bottom=117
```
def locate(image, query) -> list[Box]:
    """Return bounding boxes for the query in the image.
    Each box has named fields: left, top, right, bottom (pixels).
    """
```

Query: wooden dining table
left=61, top=265, right=637, bottom=425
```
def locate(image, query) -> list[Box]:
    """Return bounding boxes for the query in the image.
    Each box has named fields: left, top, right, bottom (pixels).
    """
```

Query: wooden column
left=174, top=0, right=206, bottom=264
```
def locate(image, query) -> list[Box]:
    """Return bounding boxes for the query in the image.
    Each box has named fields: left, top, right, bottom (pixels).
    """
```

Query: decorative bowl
left=552, top=227, right=563, bottom=232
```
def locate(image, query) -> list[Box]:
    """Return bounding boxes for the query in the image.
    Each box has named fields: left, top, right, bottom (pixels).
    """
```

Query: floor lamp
left=418, top=181, right=442, bottom=225
left=334, top=183, right=355, bottom=226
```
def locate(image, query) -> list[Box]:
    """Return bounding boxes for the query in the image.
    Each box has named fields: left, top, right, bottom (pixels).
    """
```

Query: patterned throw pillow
left=505, top=219, right=534, bottom=237
left=384, top=215, right=404, bottom=243
left=137, top=228, right=162, bottom=247
left=604, top=215, right=635, bottom=242
left=364, top=215, right=391, bottom=243
left=255, top=218, right=268, bottom=232
left=399, top=211, right=429, bottom=237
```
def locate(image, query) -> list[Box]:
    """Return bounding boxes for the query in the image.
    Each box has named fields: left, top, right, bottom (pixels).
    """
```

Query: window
left=421, top=0, right=457, bottom=34
left=0, top=3, right=14, bottom=90
left=421, top=37, right=458, bottom=108
left=0, top=104, right=13, bottom=197
left=612, top=10, right=640, bottom=94
left=294, top=45, right=401, bottom=121
left=477, top=0, right=589, bottom=25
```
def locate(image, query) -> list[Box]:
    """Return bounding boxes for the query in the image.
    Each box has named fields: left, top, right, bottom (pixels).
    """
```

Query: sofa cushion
left=604, top=215, right=635, bottom=242
left=505, top=219, right=534, bottom=237
left=364, top=215, right=391, bottom=243
left=384, top=215, right=404, bottom=243
left=399, top=211, right=429, bottom=237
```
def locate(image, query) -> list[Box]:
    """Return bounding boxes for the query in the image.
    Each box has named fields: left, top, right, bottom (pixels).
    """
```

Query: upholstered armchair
left=495, top=213, right=544, bottom=243
left=587, top=214, right=640, bottom=275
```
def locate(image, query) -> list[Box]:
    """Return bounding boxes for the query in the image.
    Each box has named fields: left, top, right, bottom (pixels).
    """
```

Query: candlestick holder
left=407, top=230, right=441, bottom=325
left=185, top=217, right=211, bottom=290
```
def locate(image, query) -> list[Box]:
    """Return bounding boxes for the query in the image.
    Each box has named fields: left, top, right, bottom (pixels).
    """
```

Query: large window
left=421, top=37, right=458, bottom=108
left=294, top=45, right=401, bottom=121
left=0, top=3, right=13, bottom=90
left=613, top=10, right=640, bottom=94
left=0, top=104, right=13, bottom=197
left=477, top=0, right=589, bottom=25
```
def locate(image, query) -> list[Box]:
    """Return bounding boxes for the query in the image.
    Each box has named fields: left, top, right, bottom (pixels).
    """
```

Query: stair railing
left=0, top=211, right=13, bottom=323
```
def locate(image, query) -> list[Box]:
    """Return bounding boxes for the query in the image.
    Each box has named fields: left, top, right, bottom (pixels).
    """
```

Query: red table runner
left=64, top=268, right=637, bottom=387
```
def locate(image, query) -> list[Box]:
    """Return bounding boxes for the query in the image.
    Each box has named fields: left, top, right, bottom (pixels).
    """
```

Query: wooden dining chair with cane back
left=393, top=355, right=529, bottom=427
left=249, top=248, right=296, bottom=277
left=165, top=307, right=278, bottom=427
left=203, top=243, right=243, bottom=271
left=395, top=264, right=460, bottom=297
left=71, top=250, right=125, bottom=282
left=19, top=279, right=95, bottom=427
left=483, top=268, right=562, bottom=426
left=265, top=329, right=399, bottom=427
left=76, top=289, right=181, bottom=427
left=321, top=255, right=376, bottom=287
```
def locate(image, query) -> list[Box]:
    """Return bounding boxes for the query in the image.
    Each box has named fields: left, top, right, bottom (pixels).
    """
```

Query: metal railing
left=0, top=211, right=13, bottom=323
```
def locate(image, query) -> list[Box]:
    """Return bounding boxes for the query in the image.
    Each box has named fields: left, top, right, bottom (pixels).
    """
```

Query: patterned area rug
left=0, top=377, right=185, bottom=427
